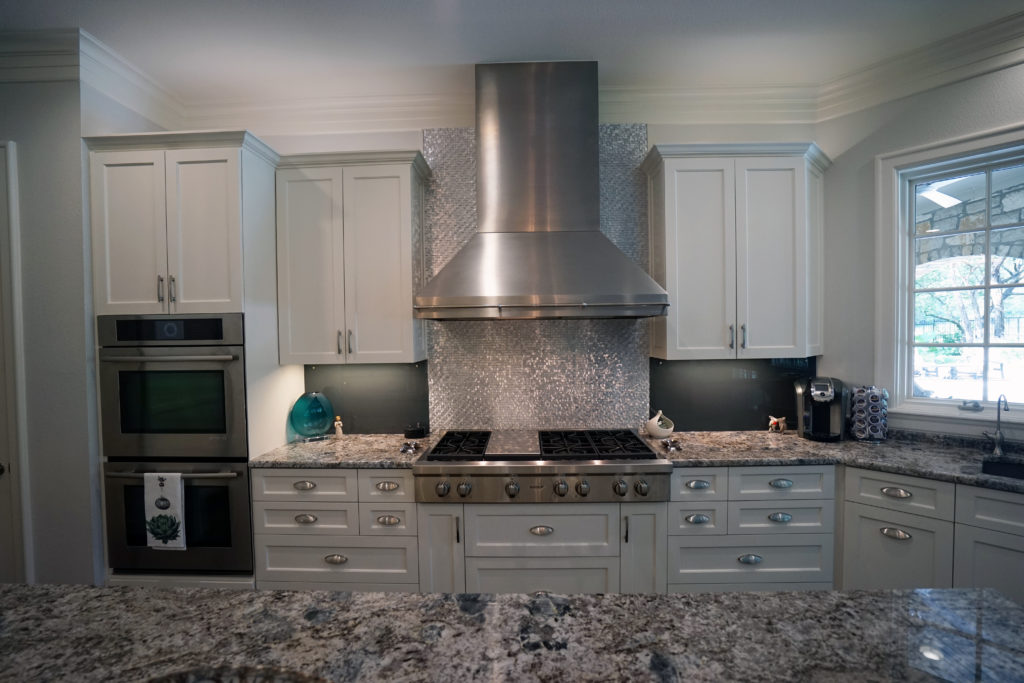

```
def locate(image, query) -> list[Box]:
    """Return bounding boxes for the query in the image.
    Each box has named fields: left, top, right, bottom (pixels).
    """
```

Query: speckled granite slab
left=251, top=434, right=439, bottom=469
left=2, top=584, right=1022, bottom=682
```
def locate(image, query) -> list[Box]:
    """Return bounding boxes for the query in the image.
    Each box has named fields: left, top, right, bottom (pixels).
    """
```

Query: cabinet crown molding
left=276, top=150, right=430, bottom=178
left=84, top=130, right=278, bottom=166
left=643, top=143, right=831, bottom=175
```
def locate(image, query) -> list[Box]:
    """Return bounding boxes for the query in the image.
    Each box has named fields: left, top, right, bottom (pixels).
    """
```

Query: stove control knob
left=505, top=480, right=520, bottom=498
left=553, top=480, right=569, bottom=497
left=456, top=481, right=473, bottom=497
left=435, top=481, right=451, bottom=498
left=613, top=479, right=629, bottom=497
left=634, top=480, right=650, bottom=496
left=575, top=480, right=591, bottom=497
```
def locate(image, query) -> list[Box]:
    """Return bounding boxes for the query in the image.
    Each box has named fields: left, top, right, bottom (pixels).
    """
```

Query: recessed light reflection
left=919, top=645, right=944, bottom=661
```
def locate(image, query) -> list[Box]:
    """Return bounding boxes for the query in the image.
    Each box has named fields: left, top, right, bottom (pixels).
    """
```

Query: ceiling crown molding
left=78, top=30, right=184, bottom=130
left=0, top=29, right=80, bottom=83
left=600, top=85, right=819, bottom=125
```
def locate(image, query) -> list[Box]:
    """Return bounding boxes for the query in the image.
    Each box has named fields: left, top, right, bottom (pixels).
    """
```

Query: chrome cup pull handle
left=768, top=512, right=793, bottom=523
left=375, top=481, right=400, bottom=492
left=880, top=527, right=912, bottom=541
left=529, top=525, right=554, bottom=537
left=769, top=478, right=794, bottom=489
left=738, top=554, right=763, bottom=565
left=376, top=515, right=401, bottom=527
left=294, top=513, right=318, bottom=525
left=685, top=513, right=711, bottom=525
left=324, top=554, right=348, bottom=565
left=685, top=479, right=711, bottom=490
left=881, top=486, right=913, bottom=499
left=293, top=480, right=317, bottom=491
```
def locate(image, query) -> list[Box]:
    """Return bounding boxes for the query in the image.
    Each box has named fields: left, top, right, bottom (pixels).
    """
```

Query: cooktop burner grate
left=427, top=430, right=491, bottom=458
left=538, top=429, right=653, bottom=458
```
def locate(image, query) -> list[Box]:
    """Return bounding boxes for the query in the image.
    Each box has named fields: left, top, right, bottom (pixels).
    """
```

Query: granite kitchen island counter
left=250, top=433, right=439, bottom=469
left=3, top=583, right=1023, bottom=682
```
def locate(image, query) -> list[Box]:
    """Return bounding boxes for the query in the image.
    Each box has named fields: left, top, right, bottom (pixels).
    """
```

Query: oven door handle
left=102, top=355, right=238, bottom=363
left=104, top=472, right=240, bottom=480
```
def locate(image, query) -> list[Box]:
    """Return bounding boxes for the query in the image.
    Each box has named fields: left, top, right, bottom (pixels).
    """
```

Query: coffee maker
left=795, top=377, right=849, bottom=442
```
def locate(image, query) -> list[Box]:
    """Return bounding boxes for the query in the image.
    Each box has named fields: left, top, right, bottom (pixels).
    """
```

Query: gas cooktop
left=423, top=429, right=658, bottom=461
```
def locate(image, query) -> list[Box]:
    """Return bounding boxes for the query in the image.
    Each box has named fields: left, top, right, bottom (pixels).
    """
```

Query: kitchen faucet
left=984, top=394, right=1010, bottom=458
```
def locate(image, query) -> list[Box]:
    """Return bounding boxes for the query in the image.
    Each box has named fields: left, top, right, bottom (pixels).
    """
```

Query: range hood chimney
left=413, top=61, right=669, bottom=320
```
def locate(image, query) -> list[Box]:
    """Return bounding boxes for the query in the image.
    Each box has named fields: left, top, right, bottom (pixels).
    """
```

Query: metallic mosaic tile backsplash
left=421, top=125, right=651, bottom=430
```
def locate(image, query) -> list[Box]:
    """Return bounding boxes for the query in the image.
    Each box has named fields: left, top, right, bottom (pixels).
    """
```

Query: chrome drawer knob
left=738, top=554, right=763, bottom=565
left=768, top=512, right=793, bottom=523
left=880, top=527, right=912, bottom=541
left=529, top=525, right=554, bottom=536
left=769, top=478, right=794, bottom=489
left=685, top=513, right=711, bottom=525
left=293, top=480, right=317, bottom=491
left=294, top=513, right=318, bottom=525
left=324, top=554, right=348, bottom=565
left=375, top=480, right=400, bottom=492
left=881, top=486, right=913, bottom=499
left=685, top=479, right=711, bottom=490
left=377, top=515, right=401, bottom=527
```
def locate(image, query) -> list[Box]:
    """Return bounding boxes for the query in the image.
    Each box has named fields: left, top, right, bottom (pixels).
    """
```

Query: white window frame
left=876, top=124, right=1024, bottom=433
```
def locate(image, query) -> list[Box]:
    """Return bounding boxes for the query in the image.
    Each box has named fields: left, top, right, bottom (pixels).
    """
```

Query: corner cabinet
left=953, top=484, right=1024, bottom=604
left=87, top=133, right=275, bottom=315
left=643, top=144, right=830, bottom=360
left=276, top=152, right=430, bottom=364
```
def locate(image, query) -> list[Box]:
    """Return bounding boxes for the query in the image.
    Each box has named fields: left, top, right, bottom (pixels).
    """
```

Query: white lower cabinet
left=620, top=503, right=668, bottom=593
left=417, top=503, right=466, bottom=593
left=466, top=557, right=619, bottom=593
left=251, top=468, right=417, bottom=591
left=668, top=534, right=834, bottom=585
left=953, top=485, right=1024, bottom=603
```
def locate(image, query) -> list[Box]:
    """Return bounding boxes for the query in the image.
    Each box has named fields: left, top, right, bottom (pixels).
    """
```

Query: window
left=876, top=127, right=1024, bottom=420
left=911, top=163, right=1024, bottom=403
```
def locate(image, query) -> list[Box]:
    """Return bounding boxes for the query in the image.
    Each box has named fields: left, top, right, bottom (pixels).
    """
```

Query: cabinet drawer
left=953, top=524, right=1024, bottom=604
left=955, top=485, right=1024, bottom=536
left=257, top=580, right=420, bottom=593
left=254, top=534, right=418, bottom=584
left=671, top=468, right=728, bottom=501
left=251, top=469, right=357, bottom=502
left=358, top=502, right=417, bottom=536
left=668, top=502, right=728, bottom=535
left=844, top=468, right=954, bottom=520
left=358, top=469, right=415, bottom=502
left=464, top=503, right=619, bottom=557
left=842, top=501, right=953, bottom=590
left=465, top=556, right=619, bottom=593
left=668, top=534, right=834, bottom=584
left=728, top=500, right=835, bottom=535
left=252, top=502, right=358, bottom=535
left=729, top=465, right=835, bottom=500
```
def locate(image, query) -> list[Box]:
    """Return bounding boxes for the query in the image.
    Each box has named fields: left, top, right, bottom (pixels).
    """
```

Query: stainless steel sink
left=981, top=460, right=1024, bottom=480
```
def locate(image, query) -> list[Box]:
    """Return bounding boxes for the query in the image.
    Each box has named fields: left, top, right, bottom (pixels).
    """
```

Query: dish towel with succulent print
left=144, top=473, right=186, bottom=550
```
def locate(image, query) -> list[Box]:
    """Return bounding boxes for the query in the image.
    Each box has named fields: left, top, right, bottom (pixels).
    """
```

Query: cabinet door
left=276, top=167, right=346, bottom=364
left=90, top=150, right=168, bottom=314
left=417, top=503, right=465, bottom=593
left=465, top=556, right=619, bottom=593
left=735, top=158, right=805, bottom=358
left=165, top=148, right=242, bottom=313
left=660, top=158, right=736, bottom=359
left=953, top=524, right=1024, bottom=604
left=620, top=503, right=667, bottom=593
left=342, top=165, right=419, bottom=363
left=842, top=502, right=953, bottom=590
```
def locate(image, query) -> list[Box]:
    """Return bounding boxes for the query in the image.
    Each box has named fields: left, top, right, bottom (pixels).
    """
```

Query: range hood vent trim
left=414, top=61, right=668, bottom=321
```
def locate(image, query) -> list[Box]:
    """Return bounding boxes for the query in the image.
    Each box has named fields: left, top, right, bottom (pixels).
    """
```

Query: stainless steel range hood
left=413, top=61, right=668, bottom=320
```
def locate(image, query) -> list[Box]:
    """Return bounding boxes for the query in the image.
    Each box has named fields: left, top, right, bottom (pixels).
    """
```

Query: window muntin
left=911, top=162, right=1024, bottom=403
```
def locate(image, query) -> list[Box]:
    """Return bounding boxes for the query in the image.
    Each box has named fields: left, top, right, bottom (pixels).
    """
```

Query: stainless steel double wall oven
left=99, top=313, right=252, bottom=575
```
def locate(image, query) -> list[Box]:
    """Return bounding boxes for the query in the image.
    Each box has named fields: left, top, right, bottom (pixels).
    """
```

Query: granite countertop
left=251, top=430, right=1024, bottom=494
left=3, top=583, right=1022, bottom=682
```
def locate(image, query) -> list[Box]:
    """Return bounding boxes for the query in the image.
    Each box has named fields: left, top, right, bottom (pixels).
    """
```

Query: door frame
left=0, top=141, right=29, bottom=582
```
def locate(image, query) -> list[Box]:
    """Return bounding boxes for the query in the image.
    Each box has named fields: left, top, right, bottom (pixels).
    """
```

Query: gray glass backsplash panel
left=422, top=125, right=651, bottom=430
left=649, top=358, right=816, bottom=431
left=304, top=364, right=429, bottom=435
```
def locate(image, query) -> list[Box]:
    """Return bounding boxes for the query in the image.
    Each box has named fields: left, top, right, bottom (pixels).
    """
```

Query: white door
left=90, top=150, right=167, bottom=314
left=276, top=166, right=347, bottom=364
left=165, top=148, right=243, bottom=313
left=417, top=503, right=465, bottom=593
left=664, top=158, right=737, bottom=359
left=735, top=158, right=806, bottom=358
left=0, top=142, right=25, bottom=582
left=342, top=165, right=414, bottom=363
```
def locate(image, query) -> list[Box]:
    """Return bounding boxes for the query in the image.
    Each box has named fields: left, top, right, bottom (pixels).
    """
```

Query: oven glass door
left=103, top=461, right=253, bottom=574
left=99, top=345, right=246, bottom=460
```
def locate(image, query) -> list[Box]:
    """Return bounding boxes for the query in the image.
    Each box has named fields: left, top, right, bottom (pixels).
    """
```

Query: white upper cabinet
left=643, top=144, right=829, bottom=360
left=88, top=134, right=260, bottom=315
left=276, top=152, right=429, bottom=365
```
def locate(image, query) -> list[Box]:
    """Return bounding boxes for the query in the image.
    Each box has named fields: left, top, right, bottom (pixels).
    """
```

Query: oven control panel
left=414, top=473, right=669, bottom=503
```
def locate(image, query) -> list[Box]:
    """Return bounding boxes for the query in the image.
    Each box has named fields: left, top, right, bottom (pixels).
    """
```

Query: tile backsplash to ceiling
left=422, top=125, right=651, bottom=430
